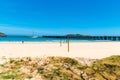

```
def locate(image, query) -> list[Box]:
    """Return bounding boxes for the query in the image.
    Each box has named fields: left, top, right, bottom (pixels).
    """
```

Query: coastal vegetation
left=0, top=55, right=120, bottom=80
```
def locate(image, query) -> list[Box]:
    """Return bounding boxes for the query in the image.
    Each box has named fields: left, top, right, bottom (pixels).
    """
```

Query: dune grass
left=0, top=56, right=120, bottom=80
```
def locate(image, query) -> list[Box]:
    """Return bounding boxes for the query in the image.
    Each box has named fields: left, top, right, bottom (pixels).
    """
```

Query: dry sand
left=0, top=42, right=120, bottom=59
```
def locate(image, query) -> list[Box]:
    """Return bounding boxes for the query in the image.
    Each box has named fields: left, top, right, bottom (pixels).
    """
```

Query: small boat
left=31, top=36, right=38, bottom=38
left=31, top=31, right=39, bottom=38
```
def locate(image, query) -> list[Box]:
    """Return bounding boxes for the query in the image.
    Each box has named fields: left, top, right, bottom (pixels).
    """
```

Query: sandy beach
left=0, top=42, right=120, bottom=59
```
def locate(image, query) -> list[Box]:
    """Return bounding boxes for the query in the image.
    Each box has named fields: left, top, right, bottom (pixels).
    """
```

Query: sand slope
left=0, top=42, right=120, bottom=59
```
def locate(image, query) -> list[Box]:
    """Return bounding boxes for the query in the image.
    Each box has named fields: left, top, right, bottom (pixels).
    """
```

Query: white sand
left=0, top=42, right=120, bottom=59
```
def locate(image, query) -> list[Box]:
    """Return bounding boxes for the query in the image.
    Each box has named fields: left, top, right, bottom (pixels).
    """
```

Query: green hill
left=0, top=56, right=120, bottom=80
left=0, top=32, right=6, bottom=37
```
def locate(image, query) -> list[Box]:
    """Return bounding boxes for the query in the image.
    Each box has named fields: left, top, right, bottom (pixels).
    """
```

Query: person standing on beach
left=22, top=41, right=24, bottom=44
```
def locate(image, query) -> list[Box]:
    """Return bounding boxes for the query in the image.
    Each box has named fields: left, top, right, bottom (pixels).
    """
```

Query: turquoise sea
left=0, top=36, right=113, bottom=42
left=0, top=36, right=94, bottom=42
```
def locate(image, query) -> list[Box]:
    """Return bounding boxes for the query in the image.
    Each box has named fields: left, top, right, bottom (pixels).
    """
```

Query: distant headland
left=42, top=34, right=91, bottom=38
left=0, top=32, right=6, bottom=37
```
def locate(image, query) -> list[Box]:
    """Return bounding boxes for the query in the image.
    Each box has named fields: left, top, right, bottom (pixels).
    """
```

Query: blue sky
left=0, top=0, right=120, bottom=36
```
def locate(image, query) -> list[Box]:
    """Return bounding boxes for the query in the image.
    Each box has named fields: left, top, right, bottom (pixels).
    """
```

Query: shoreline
left=0, top=41, right=120, bottom=59
left=0, top=40, right=119, bottom=43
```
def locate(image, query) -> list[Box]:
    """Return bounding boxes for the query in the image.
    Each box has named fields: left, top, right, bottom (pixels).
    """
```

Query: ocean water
left=0, top=36, right=110, bottom=42
left=0, top=36, right=58, bottom=42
